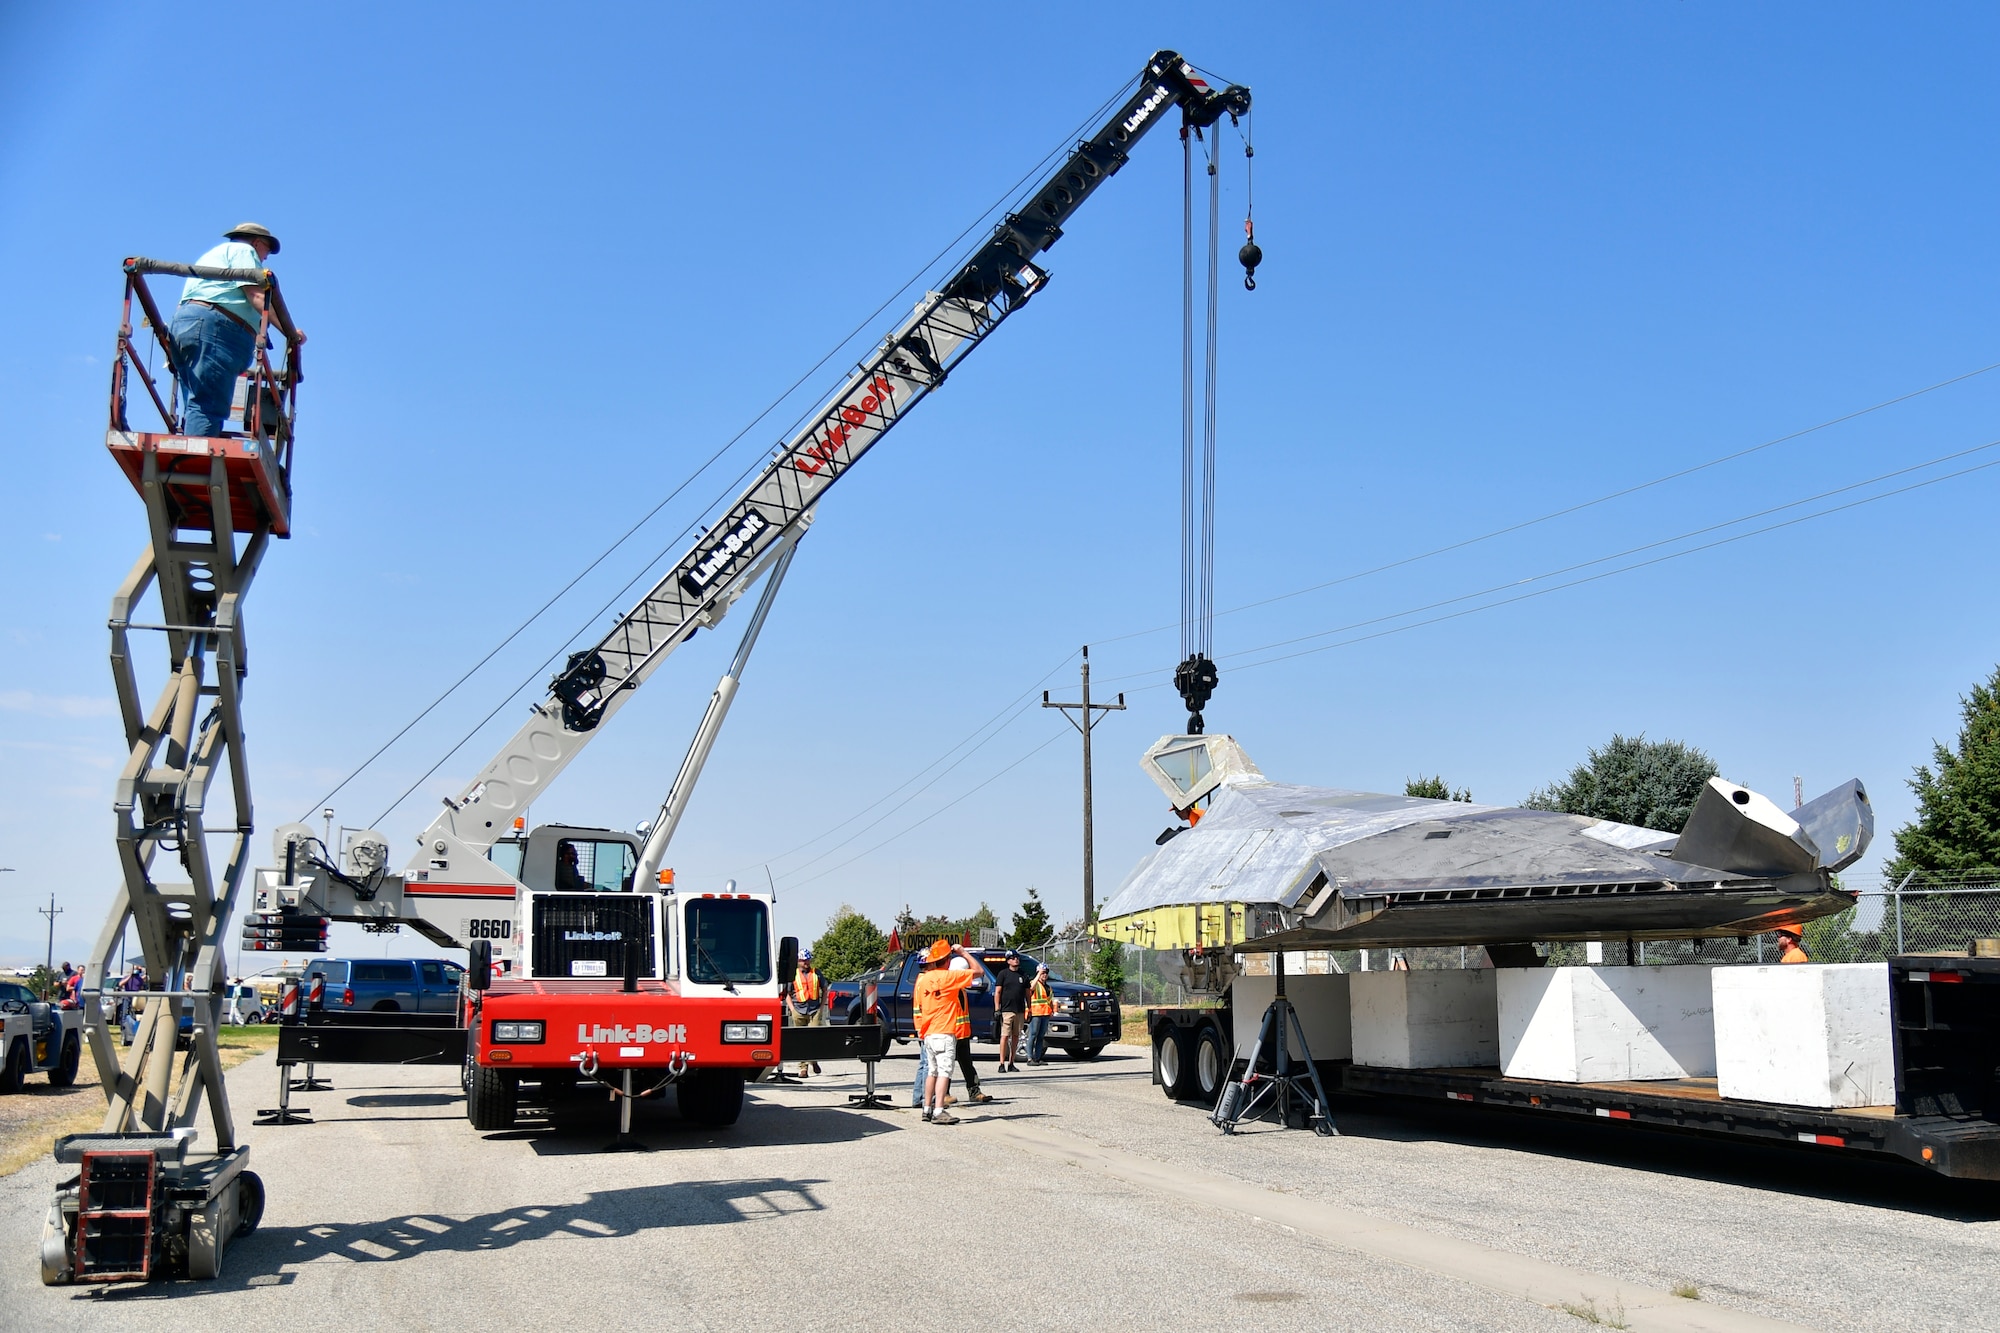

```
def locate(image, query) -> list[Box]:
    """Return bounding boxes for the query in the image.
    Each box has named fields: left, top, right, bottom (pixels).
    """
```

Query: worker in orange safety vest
left=786, top=948, right=826, bottom=1076
left=1024, top=963, right=1057, bottom=1065
left=1773, top=923, right=1810, bottom=964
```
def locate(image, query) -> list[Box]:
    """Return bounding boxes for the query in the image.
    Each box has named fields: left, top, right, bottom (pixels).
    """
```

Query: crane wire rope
left=304, top=71, right=1143, bottom=826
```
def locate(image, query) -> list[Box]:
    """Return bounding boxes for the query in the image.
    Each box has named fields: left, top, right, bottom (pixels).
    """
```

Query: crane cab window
left=488, top=839, right=526, bottom=880
left=684, top=899, right=770, bottom=985
left=555, top=839, right=636, bottom=893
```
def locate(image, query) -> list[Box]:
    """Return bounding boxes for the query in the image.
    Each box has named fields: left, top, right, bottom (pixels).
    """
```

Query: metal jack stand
left=289, top=1062, right=331, bottom=1092
left=256, top=1062, right=312, bottom=1125
left=605, top=1070, right=650, bottom=1152
left=846, top=1025, right=892, bottom=1109
left=1211, top=953, right=1337, bottom=1137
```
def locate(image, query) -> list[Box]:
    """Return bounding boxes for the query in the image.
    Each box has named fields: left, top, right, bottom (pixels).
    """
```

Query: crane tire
left=466, top=1065, right=518, bottom=1131
left=1192, top=1024, right=1229, bottom=1103
left=1155, top=1025, right=1193, bottom=1099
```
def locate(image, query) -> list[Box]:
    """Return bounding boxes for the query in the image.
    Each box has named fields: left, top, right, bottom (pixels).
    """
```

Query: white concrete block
left=1713, top=963, right=1894, bottom=1109
left=1497, top=966, right=1715, bottom=1083
left=1350, top=970, right=1498, bottom=1069
left=1230, top=973, right=1352, bottom=1060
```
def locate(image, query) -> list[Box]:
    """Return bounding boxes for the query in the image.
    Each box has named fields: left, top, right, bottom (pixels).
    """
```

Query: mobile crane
left=36, top=51, right=1255, bottom=1283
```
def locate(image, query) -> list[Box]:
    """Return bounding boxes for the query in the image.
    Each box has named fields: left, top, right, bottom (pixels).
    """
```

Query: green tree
left=1007, top=887, right=1052, bottom=948
left=1523, top=733, right=1718, bottom=833
left=810, top=905, right=888, bottom=981
left=1405, top=775, right=1472, bottom=802
left=1086, top=939, right=1125, bottom=992
left=1884, top=663, right=2000, bottom=882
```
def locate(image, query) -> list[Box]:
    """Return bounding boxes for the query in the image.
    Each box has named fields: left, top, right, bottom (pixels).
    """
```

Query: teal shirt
left=178, top=240, right=266, bottom=329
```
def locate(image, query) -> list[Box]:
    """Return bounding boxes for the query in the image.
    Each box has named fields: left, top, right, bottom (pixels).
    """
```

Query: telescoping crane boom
left=229, top=52, right=1251, bottom=1152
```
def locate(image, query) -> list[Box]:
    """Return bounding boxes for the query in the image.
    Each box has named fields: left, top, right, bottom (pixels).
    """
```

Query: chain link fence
left=1058, top=882, right=2000, bottom=1012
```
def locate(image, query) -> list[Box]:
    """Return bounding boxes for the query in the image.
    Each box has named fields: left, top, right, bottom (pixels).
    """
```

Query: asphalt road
left=1, top=1044, right=1995, bottom=1331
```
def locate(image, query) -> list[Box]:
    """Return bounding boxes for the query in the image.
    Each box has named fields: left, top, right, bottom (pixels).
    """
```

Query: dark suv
left=304, top=958, right=464, bottom=1014
left=826, top=946, right=1119, bottom=1061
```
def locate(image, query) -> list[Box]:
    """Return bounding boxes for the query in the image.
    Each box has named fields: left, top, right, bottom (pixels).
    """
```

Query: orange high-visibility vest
left=792, top=970, right=821, bottom=1003
left=1028, top=979, right=1055, bottom=1017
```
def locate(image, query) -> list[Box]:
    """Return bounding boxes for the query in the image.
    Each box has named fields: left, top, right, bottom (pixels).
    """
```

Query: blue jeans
left=170, top=302, right=256, bottom=436
left=911, top=1041, right=930, bottom=1107
left=1027, top=1016, right=1049, bottom=1062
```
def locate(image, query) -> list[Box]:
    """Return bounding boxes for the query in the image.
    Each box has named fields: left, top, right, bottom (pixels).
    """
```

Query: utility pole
left=1043, top=647, right=1125, bottom=924
left=38, top=892, right=63, bottom=979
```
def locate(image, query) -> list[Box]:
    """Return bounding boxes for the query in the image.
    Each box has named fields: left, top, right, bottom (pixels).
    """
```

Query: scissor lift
left=40, top=258, right=302, bottom=1284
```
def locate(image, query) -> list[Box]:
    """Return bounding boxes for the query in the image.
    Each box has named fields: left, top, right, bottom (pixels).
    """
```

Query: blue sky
left=4, top=4, right=1998, bottom=966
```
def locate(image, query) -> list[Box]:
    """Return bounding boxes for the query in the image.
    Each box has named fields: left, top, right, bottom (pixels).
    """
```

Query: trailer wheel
left=1192, top=1024, right=1228, bottom=1103
left=47, top=1031, right=80, bottom=1087
left=676, top=1069, right=745, bottom=1126
left=466, top=1064, right=518, bottom=1131
left=0, top=1038, right=27, bottom=1094
left=1160, top=1020, right=1184, bottom=1096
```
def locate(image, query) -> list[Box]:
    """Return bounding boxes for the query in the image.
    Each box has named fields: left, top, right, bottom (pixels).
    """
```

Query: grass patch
left=1120, top=1012, right=1150, bottom=1046
left=1672, top=1282, right=1701, bottom=1301
left=0, top=1026, right=283, bottom=1178
left=1556, top=1296, right=1630, bottom=1329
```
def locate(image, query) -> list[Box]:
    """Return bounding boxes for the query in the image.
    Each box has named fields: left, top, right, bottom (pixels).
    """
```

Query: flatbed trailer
left=1149, top=955, right=2000, bottom=1181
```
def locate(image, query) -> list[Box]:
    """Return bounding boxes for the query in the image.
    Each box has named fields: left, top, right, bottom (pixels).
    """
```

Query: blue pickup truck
left=825, top=946, right=1120, bottom=1061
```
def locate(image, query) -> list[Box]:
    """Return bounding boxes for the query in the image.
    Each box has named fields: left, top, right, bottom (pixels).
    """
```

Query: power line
left=1129, top=449, right=2000, bottom=685
left=776, top=440, right=2000, bottom=887
left=1167, top=435, right=2000, bottom=672
left=309, top=74, right=1143, bottom=826
left=1092, top=356, right=2000, bottom=651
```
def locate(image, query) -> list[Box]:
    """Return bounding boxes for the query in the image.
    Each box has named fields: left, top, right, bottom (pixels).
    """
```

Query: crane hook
left=1239, top=219, right=1262, bottom=292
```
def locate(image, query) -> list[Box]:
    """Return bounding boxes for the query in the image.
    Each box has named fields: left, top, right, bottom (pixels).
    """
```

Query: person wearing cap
left=946, top=951, right=993, bottom=1104
left=1025, top=962, right=1056, bottom=1065
left=1773, top=923, right=1810, bottom=964
left=912, top=939, right=983, bottom=1124
left=992, top=952, right=1030, bottom=1072
left=786, top=947, right=826, bottom=1077
left=170, top=223, right=285, bottom=437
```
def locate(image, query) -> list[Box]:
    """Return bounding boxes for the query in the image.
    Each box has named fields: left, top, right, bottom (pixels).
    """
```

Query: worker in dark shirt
left=993, top=953, right=1031, bottom=1072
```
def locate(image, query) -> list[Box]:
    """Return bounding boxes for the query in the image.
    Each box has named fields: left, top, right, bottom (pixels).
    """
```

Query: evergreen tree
left=1086, top=939, right=1126, bottom=992
left=1523, top=733, right=1718, bottom=833
left=1405, top=775, right=1472, bottom=802
left=1884, top=664, right=2000, bottom=881
left=1007, top=887, right=1052, bottom=948
left=810, top=905, right=889, bottom=981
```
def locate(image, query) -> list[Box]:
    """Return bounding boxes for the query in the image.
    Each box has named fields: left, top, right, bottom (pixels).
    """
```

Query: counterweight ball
left=1239, top=239, right=1263, bottom=291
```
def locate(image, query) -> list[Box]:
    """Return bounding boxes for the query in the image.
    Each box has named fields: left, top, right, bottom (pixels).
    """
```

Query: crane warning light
left=512, top=817, right=525, bottom=832
left=659, top=868, right=675, bottom=887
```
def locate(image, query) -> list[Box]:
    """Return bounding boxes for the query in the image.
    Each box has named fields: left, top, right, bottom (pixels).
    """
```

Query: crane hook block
left=1239, top=238, right=1263, bottom=292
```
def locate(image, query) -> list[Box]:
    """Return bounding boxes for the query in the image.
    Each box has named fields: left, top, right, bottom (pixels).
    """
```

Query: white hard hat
left=948, top=956, right=971, bottom=971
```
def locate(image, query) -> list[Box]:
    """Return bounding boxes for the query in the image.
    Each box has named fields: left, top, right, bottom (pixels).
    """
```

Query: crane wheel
left=47, top=1031, right=80, bottom=1087
left=466, top=1065, right=518, bottom=1131
left=1192, top=1024, right=1229, bottom=1103
left=676, top=1069, right=744, bottom=1126
left=1155, top=1026, right=1193, bottom=1099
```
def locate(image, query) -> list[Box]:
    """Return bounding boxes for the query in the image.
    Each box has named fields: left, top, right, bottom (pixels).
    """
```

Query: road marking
left=976, top=1120, right=1809, bottom=1333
